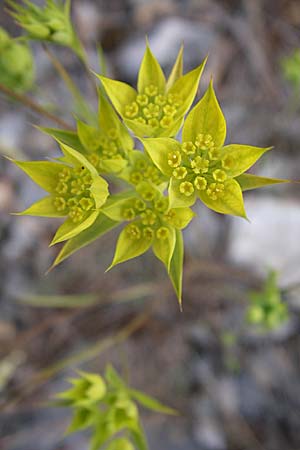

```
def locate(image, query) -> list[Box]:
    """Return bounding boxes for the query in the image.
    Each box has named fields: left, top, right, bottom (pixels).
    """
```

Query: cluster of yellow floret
left=120, top=185, right=180, bottom=241
left=85, top=129, right=124, bottom=168
left=53, top=166, right=95, bottom=222
left=124, top=84, right=182, bottom=129
left=167, top=133, right=235, bottom=200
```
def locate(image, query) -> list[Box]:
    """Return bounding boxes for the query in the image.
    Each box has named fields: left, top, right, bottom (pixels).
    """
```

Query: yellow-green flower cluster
left=167, top=133, right=230, bottom=201
left=11, top=42, right=290, bottom=308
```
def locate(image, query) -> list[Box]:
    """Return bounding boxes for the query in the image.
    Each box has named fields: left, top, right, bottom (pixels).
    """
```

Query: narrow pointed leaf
left=166, top=45, right=183, bottom=91
left=198, top=178, right=247, bottom=218
left=137, top=43, right=166, bottom=94
left=51, top=214, right=119, bottom=268
left=98, top=90, right=134, bottom=152
left=169, top=229, right=184, bottom=308
left=152, top=226, right=176, bottom=272
left=221, top=144, right=273, bottom=177
left=182, top=79, right=226, bottom=147
left=50, top=210, right=99, bottom=245
left=129, top=389, right=178, bottom=415
left=236, top=173, right=290, bottom=191
left=141, top=137, right=179, bottom=176
left=14, top=195, right=65, bottom=217
left=12, top=160, right=64, bottom=193
left=108, top=223, right=152, bottom=269
left=168, top=58, right=207, bottom=117
left=97, top=75, right=137, bottom=117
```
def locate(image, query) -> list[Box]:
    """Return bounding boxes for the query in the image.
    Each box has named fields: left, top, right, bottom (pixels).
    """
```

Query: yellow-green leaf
left=98, top=90, right=134, bottom=152
left=97, top=75, right=137, bottom=117
left=198, top=178, right=247, bottom=218
left=164, top=207, right=195, bottom=229
left=141, top=137, right=179, bottom=176
left=182, top=79, right=226, bottom=147
left=89, top=176, right=109, bottom=209
left=221, top=144, right=273, bottom=177
left=168, top=57, right=207, bottom=117
left=166, top=45, right=183, bottom=91
left=108, top=223, right=152, bottom=270
left=152, top=226, right=176, bottom=272
left=14, top=195, right=65, bottom=217
left=51, top=214, right=119, bottom=268
left=137, top=43, right=166, bottom=94
left=11, top=159, right=64, bottom=193
left=169, top=229, right=184, bottom=308
left=50, top=210, right=100, bottom=245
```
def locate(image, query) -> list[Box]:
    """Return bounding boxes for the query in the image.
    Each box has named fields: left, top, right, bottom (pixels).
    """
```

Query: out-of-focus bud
left=0, top=27, right=35, bottom=93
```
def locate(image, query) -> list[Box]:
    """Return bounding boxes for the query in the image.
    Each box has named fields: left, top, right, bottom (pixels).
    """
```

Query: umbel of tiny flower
left=102, top=181, right=194, bottom=306
left=0, top=26, right=35, bottom=93
left=142, top=80, right=289, bottom=217
left=11, top=142, right=109, bottom=245
left=7, top=0, right=84, bottom=59
left=97, top=43, right=207, bottom=138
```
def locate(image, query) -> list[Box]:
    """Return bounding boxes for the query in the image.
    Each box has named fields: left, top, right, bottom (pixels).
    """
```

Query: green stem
left=0, top=82, right=73, bottom=130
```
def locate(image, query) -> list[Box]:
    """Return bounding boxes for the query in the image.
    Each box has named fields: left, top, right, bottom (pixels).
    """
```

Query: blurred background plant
left=0, top=26, right=35, bottom=93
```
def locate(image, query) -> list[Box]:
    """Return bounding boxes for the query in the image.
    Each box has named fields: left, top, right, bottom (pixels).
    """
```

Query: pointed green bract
left=98, top=90, right=134, bottom=152
left=50, top=210, right=100, bottom=245
left=141, top=137, right=179, bottom=177
left=90, top=177, right=109, bottom=209
left=137, top=44, right=166, bottom=94
left=198, top=178, right=247, bottom=218
left=168, top=58, right=207, bottom=117
left=182, top=79, right=226, bottom=146
left=221, top=144, right=273, bottom=177
left=108, top=222, right=152, bottom=270
left=12, top=159, right=64, bottom=193
left=51, top=214, right=119, bottom=268
left=169, top=230, right=184, bottom=308
left=15, top=196, right=65, bottom=217
left=129, top=389, right=177, bottom=415
left=166, top=45, right=183, bottom=91
left=236, top=173, right=290, bottom=191
left=97, top=75, right=137, bottom=117
left=152, top=226, right=176, bottom=272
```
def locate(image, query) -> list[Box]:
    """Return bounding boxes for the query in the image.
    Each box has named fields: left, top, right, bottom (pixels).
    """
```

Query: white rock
left=228, top=196, right=300, bottom=285
left=115, top=17, right=215, bottom=79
